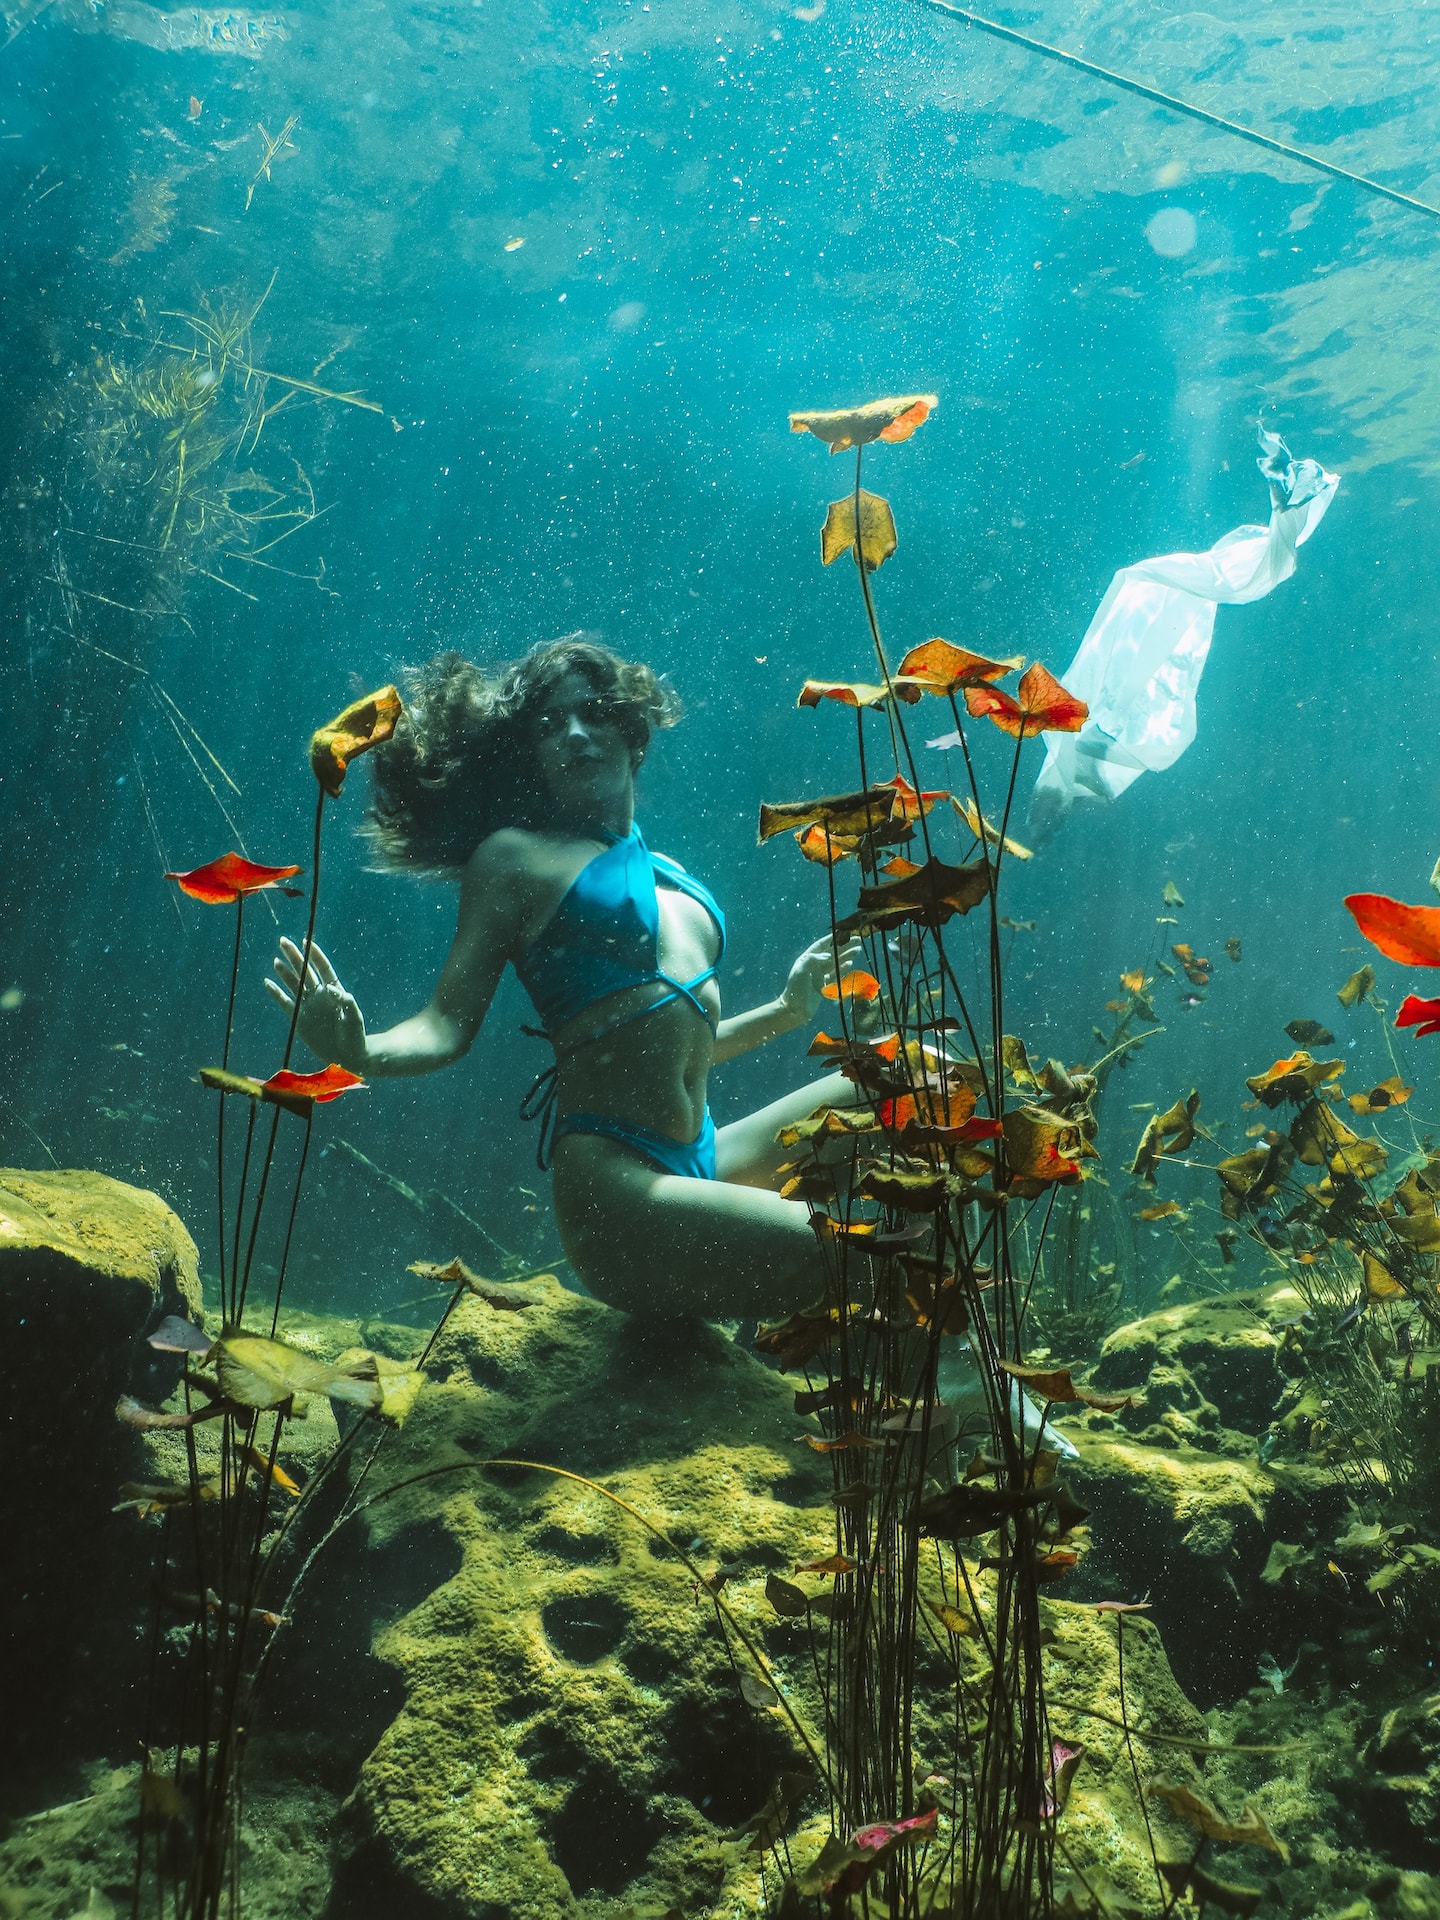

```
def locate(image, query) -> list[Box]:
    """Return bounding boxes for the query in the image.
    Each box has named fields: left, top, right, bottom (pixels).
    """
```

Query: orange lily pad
left=789, top=393, right=937, bottom=452
left=822, top=971, right=882, bottom=1003
left=166, top=853, right=302, bottom=904
left=963, top=662, right=1088, bottom=738
left=895, top=637, right=1022, bottom=692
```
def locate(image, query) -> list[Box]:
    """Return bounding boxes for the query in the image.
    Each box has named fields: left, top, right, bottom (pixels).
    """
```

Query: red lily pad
left=166, top=853, right=302, bottom=904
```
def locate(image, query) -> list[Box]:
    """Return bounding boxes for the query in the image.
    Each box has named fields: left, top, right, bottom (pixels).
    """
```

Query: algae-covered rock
left=0, top=1168, right=203, bottom=1798
left=1059, top=1283, right=1343, bottom=1701
left=330, top=1279, right=1210, bottom=1919
left=1090, top=1280, right=1306, bottom=1438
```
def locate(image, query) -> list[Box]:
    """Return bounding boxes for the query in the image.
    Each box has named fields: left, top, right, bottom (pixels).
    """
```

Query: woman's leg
left=714, top=1071, right=866, bottom=1191
left=552, top=1132, right=829, bottom=1319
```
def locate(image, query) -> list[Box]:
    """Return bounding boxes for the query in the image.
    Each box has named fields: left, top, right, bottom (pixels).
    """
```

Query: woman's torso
left=501, top=825, right=723, bottom=1144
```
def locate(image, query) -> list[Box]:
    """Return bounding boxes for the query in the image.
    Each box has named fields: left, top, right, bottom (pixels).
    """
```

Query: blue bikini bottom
left=551, top=1108, right=717, bottom=1181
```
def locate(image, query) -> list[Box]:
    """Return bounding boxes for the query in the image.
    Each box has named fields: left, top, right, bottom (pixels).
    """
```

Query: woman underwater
left=267, top=636, right=865, bottom=1319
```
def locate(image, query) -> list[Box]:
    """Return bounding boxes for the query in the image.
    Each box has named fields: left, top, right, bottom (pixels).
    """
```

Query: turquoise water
left=1, top=0, right=1433, bottom=1309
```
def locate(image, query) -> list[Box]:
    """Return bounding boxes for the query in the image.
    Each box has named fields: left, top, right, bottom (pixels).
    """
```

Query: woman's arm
left=266, top=834, right=527, bottom=1078
left=712, top=933, right=863, bottom=1065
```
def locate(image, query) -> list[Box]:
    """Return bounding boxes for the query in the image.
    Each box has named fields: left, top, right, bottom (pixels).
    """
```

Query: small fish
left=1155, top=959, right=1176, bottom=977
left=1179, top=992, right=1205, bottom=1008
left=1225, top=937, right=1242, bottom=962
left=1162, top=880, right=1184, bottom=908
left=1120, top=449, right=1146, bottom=469
left=504, top=235, right=526, bottom=251
left=754, top=654, right=768, bottom=663
left=1333, top=1300, right=1366, bottom=1336
left=999, top=915, right=1035, bottom=932
left=236, top=1445, right=301, bottom=1497
left=1258, top=1432, right=1277, bottom=1465
left=161, top=1587, right=283, bottom=1629
left=1327, top=1560, right=1350, bottom=1590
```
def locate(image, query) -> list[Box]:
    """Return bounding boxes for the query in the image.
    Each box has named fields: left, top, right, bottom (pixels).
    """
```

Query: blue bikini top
left=514, top=823, right=727, bottom=1038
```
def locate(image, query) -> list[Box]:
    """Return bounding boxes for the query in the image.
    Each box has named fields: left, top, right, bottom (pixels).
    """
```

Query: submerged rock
left=0, top=1167, right=203, bottom=1799
left=1060, top=1282, right=1345, bottom=1702
left=329, top=1276, right=1209, bottom=1920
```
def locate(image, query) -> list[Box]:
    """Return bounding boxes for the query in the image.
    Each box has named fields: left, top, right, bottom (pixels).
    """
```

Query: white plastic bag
left=1027, top=434, right=1339, bottom=839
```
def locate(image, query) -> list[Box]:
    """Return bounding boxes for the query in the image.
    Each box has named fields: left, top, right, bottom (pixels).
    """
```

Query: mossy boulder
left=1058, top=1282, right=1344, bottom=1702
left=1090, top=1280, right=1308, bottom=1439
left=329, top=1279, right=1207, bottom=1919
left=0, top=1168, right=204, bottom=1794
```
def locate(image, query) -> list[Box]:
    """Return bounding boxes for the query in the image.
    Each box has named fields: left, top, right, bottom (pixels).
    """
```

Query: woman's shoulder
left=462, top=827, right=596, bottom=899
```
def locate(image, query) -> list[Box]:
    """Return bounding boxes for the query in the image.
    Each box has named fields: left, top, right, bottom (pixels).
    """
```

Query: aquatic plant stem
left=217, top=897, right=244, bottom=1313
left=908, top=0, right=1440, bottom=221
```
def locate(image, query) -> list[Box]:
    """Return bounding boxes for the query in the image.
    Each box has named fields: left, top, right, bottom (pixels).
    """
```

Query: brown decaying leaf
left=740, top=1673, right=781, bottom=1710
left=838, top=857, right=991, bottom=936
left=755, top=1301, right=852, bottom=1368
left=998, top=1359, right=1135, bottom=1411
left=903, top=1269, right=969, bottom=1335
left=310, top=686, right=402, bottom=797
left=1246, top=1051, right=1345, bottom=1108
left=408, top=1257, right=538, bottom=1311
left=1160, top=1864, right=1264, bottom=1920
left=1338, top=964, right=1375, bottom=1009
left=1349, top=1076, right=1413, bottom=1115
left=1285, top=1019, right=1335, bottom=1047
left=1001, top=1034, right=1039, bottom=1088
left=1002, top=1107, right=1085, bottom=1190
left=789, top=392, right=938, bottom=452
left=804, top=1430, right=885, bottom=1454
left=1146, top=1780, right=1289, bottom=1861
left=1136, top=1098, right=1198, bottom=1182
left=797, top=679, right=900, bottom=710
left=949, top=793, right=1033, bottom=860
left=858, top=1165, right=949, bottom=1212
left=758, top=783, right=902, bottom=845
left=766, top=1574, right=811, bottom=1618
left=821, top=490, right=897, bottom=572
left=1364, top=1251, right=1406, bottom=1301
left=776, top=1105, right=880, bottom=1149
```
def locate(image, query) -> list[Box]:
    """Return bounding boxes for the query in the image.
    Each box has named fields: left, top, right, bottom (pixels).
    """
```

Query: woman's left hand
left=780, top=933, right=866, bottom=1024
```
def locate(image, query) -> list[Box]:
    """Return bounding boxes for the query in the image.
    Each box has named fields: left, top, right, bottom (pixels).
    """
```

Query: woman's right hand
left=265, top=937, right=368, bottom=1072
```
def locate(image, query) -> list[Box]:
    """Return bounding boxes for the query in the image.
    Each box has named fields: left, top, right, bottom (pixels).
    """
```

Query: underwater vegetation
left=16, top=396, right=1440, bottom=1920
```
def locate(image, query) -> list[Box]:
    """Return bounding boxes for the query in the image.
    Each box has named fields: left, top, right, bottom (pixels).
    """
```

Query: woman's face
left=531, top=670, right=637, bottom=819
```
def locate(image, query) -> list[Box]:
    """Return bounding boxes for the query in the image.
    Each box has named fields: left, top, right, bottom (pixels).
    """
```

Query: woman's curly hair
left=362, top=635, right=681, bottom=876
